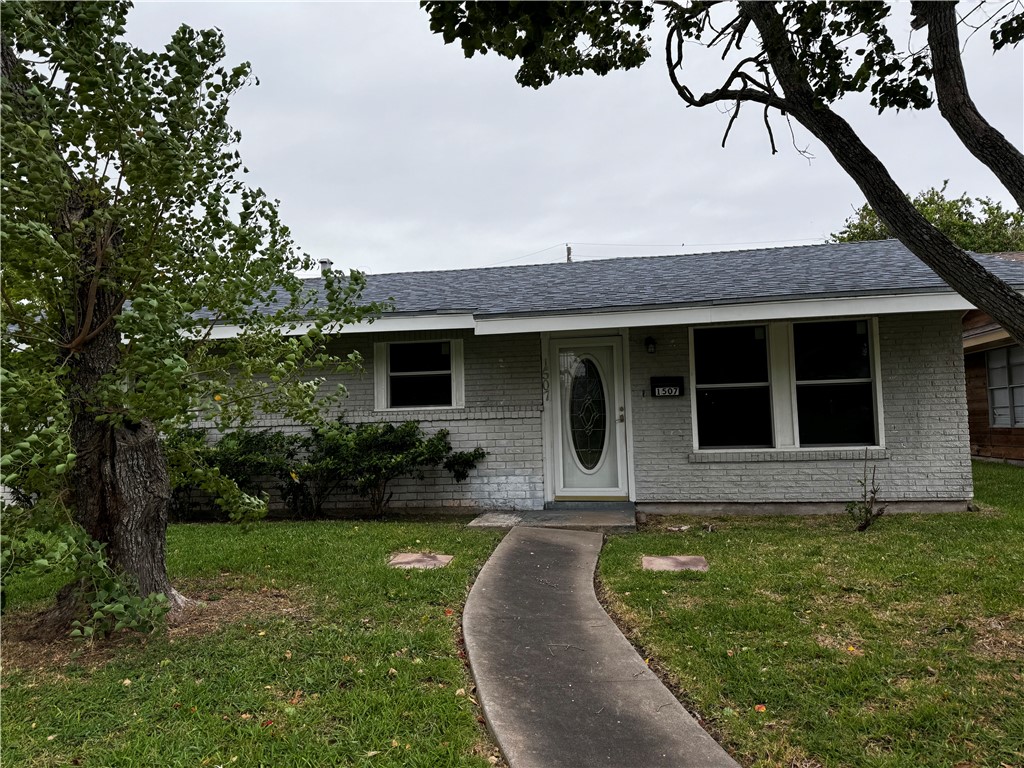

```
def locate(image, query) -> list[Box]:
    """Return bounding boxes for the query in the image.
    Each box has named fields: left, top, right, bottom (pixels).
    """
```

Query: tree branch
left=911, top=0, right=1024, bottom=209
left=741, top=0, right=1024, bottom=345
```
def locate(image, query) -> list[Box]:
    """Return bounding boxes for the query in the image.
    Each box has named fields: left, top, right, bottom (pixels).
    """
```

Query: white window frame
left=373, top=339, right=465, bottom=411
left=691, top=324, right=775, bottom=449
left=689, top=317, right=883, bottom=451
left=987, top=345, right=1024, bottom=428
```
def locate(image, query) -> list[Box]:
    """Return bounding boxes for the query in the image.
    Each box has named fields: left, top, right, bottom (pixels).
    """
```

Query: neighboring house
left=962, top=252, right=1024, bottom=464
left=211, top=240, right=1024, bottom=514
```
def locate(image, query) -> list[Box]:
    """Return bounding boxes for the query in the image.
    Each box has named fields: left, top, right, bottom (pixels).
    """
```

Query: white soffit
left=471, top=292, right=974, bottom=335
left=204, top=292, right=973, bottom=339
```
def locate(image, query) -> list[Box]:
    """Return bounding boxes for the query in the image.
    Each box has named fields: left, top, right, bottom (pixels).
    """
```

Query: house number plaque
left=650, top=376, right=685, bottom=397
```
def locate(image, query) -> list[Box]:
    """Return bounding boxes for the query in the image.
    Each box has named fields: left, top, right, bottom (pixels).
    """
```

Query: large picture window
left=691, top=319, right=879, bottom=450
left=374, top=340, right=464, bottom=410
left=987, top=345, right=1024, bottom=427
left=793, top=320, right=876, bottom=446
left=693, top=325, right=773, bottom=448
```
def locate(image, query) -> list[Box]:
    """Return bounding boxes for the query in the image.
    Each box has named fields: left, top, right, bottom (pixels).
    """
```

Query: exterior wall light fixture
left=644, top=336, right=656, bottom=354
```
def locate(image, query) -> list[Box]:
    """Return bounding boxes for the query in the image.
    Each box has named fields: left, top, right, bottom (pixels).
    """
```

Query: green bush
left=166, top=421, right=486, bottom=520
left=299, top=421, right=486, bottom=518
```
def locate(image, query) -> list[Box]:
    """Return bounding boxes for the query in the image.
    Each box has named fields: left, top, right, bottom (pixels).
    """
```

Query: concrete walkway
left=464, top=527, right=738, bottom=768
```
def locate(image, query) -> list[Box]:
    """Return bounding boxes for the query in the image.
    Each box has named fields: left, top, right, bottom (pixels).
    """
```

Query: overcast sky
left=127, top=1, right=1024, bottom=275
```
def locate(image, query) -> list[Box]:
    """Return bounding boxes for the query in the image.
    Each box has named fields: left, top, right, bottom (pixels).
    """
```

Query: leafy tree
left=833, top=183, right=1024, bottom=254
left=1, top=2, right=377, bottom=632
left=421, top=1, right=1024, bottom=344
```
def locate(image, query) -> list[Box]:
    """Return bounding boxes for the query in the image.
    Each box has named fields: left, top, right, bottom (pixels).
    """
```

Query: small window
left=693, top=325, right=773, bottom=448
left=793, top=320, right=875, bottom=446
left=375, top=340, right=464, bottom=410
left=987, top=345, right=1024, bottom=427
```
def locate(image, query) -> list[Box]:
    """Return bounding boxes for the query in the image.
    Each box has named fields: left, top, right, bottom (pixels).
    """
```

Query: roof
left=205, top=241, right=1024, bottom=338
left=318, top=240, right=1024, bottom=318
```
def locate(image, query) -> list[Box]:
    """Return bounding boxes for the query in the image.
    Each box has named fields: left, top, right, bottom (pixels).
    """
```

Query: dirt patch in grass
left=968, top=614, right=1024, bottom=660
left=167, top=582, right=310, bottom=640
left=1, top=581, right=309, bottom=674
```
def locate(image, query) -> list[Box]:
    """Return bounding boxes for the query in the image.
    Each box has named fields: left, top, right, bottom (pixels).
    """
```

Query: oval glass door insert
left=569, top=358, right=608, bottom=470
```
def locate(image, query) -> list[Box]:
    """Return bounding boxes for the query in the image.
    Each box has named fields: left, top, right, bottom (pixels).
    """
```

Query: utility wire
left=485, top=236, right=827, bottom=268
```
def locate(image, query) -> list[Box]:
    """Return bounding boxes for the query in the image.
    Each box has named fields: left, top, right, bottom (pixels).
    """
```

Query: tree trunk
left=44, top=239, right=187, bottom=633
left=743, top=2, right=1024, bottom=346
left=912, top=1, right=1024, bottom=210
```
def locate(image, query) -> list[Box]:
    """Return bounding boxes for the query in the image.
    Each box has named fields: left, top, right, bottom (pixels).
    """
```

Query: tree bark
left=742, top=2, right=1024, bottom=346
left=912, top=1, right=1024, bottom=210
left=62, top=254, right=187, bottom=624
left=4, top=36, right=185, bottom=633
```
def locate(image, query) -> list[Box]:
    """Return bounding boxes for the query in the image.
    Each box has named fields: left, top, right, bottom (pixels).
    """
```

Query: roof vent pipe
left=318, top=257, right=332, bottom=276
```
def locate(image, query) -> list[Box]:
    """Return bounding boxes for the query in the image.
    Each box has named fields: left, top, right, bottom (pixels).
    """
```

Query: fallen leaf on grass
left=455, top=688, right=466, bottom=697
left=754, top=704, right=767, bottom=713
left=289, top=690, right=303, bottom=705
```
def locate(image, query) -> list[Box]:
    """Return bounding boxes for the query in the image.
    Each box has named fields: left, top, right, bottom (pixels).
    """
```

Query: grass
left=599, top=461, right=1024, bottom=768
left=1, top=519, right=504, bottom=767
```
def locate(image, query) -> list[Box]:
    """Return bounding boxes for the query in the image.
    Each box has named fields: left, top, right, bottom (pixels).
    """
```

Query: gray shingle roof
left=317, top=240, right=1023, bottom=318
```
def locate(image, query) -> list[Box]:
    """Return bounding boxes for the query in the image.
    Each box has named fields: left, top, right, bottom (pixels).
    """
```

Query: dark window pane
left=696, top=386, right=773, bottom=448
left=569, top=359, right=607, bottom=470
left=694, top=326, right=768, bottom=385
left=390, top=373, right=452, bottom=407
left=389, top=342, right=450, bottom=373
left=797, top=382, right=875, bottom=446
left=794, top=321, right=871, bottom=381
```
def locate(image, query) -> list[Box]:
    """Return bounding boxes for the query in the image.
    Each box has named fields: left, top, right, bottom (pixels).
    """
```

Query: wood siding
left=965, top=349, right=1024, bottom=461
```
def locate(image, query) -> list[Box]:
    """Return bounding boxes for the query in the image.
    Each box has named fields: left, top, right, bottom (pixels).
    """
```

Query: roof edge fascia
left=203, top=292, right=973, bottom=339
left=471, top=291, right=974, bottom=335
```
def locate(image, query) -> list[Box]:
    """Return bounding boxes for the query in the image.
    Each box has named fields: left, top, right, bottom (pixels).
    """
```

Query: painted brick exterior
left=230, top=311, right=970, bottom=512
left=251, top=329, right=546, bottom=512
left=628, top=312, right=972, bottom=504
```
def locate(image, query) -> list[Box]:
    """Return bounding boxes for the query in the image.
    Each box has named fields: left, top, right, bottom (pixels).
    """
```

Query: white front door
left=550, top=337, right=629, bottom=500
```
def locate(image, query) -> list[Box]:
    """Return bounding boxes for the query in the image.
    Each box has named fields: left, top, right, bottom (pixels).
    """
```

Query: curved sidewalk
left=463, top=526, right=738, bottom=768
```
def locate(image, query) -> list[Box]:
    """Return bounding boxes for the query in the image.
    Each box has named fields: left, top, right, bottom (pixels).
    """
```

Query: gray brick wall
left=213, top=311, right=970, bottom=513
left=628, top=312, right=972, bottom=505
left=250, top=330, right=546, bottom=512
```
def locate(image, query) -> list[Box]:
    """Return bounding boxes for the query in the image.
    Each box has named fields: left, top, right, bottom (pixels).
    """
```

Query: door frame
left=541, top=330, right=635, bottom=503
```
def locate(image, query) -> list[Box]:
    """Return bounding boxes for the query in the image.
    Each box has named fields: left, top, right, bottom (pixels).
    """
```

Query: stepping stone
left=388, top=552, right=453, bottom=569
left=642, top=555, right=709, bottom=572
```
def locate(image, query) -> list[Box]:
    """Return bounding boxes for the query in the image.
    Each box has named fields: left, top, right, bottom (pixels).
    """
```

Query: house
left=212, top=240, right=1024, bottom=514
left=962, top=254, right=1024, bottom=464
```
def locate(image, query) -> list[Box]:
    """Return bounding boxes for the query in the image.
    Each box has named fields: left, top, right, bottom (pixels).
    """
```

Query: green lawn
left=1, top=520, right=504, bottom=767
left=600, top=461, right=1024, bottom=768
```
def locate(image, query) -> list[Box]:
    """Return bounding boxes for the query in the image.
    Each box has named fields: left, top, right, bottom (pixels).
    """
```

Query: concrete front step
left=468, top=508, right=636, bottom=533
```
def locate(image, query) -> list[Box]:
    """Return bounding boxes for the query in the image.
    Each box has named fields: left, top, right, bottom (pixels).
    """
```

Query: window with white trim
left=693, top=325, right=773, bottom=448
left=374, top=340, right=464, bottom=410
left=987, top=345, right=1024, bottom=427
left=691, top=319, right=879, bottom=449
left=793, top=319, right=876, bottom=446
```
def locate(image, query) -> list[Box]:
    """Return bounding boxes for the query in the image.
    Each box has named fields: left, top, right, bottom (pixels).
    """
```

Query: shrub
left=846, top=453, right=887, bottom=532
left=300, top=421, right=486, bottom=518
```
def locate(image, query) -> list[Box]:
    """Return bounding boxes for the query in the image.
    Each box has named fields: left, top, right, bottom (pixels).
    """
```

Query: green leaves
left=422, top=1, right=654, bottom=88
left=1, top=1, right=379, bottom=513
left=832, top=182, right=1024, bottom=254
